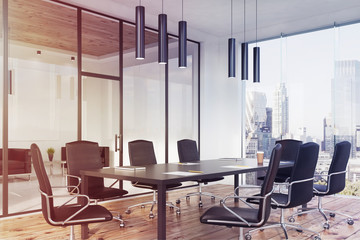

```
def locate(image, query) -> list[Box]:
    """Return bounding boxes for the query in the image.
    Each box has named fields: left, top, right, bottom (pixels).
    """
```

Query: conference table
left=80, top=158, right=292, bottom=239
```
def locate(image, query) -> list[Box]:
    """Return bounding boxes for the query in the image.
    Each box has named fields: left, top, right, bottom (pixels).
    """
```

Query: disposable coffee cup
left=257, top=151, right=264, bottom=165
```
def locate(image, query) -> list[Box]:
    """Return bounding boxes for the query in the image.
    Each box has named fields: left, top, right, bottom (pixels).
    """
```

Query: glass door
left=81, top=76, right=120, bottom=167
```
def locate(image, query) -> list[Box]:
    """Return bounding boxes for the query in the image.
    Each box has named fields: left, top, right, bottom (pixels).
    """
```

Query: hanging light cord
left=182, top=0, right=184, bottom=21
left=162, top=0, right=164, bottom=14
left=244, top=0, right=246, bottom=42
left=139, top=0, right=141, bottom=6
left=231, top=0, right=233, bottom=38
left=255, top=0, right=258, bottom=46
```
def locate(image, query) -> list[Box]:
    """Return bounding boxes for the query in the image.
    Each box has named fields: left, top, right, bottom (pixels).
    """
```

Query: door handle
left=115, top=134, right=121, bottom=152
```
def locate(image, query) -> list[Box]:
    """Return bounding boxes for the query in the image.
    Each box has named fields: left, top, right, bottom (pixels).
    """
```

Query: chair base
left=176, top=183, right=222, bottom=208
left=125, top=191, right=180, bottom=219
left=248, top=209, right=321, bottom=240
left=292, top=196, right=354, bottom=229
left=112, top=211, right=125, bottom=227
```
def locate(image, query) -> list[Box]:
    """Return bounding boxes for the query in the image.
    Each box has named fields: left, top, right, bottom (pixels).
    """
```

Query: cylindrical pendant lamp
left=179, top=21, right=187, bottom=68
left=158, top=14, right=168, bottom=64
left=228, top=38, right=236, bottom=78
left=241, top=42, right=248, bottom=80
left=136, top=6, right=145, bottom=59
left=253, top=46, right=260, bottom=83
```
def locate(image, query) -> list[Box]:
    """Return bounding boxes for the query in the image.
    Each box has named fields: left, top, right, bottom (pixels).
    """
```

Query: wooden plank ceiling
left=8, top=0, right=158, bottom=57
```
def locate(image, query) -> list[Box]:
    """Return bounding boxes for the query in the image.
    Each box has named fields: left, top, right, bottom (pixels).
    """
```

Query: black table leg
left=81, top=174, right=90, bottom=239
left=234, top=174, right=239, bottom=202
left=157, top=183, right=166, bottom=239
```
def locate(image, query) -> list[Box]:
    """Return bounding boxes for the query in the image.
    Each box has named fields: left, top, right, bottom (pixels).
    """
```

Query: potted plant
left=47, top=147, right=55, bottom=162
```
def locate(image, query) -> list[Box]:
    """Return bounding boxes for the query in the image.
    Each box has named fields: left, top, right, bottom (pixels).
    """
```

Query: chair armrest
left=221, top=188, right=274, bottom=226
left=65, top=174, right=81, bottom=194
left=234, top=185, right=261, bottom=194
left=39, top=188, right=94, bottom=225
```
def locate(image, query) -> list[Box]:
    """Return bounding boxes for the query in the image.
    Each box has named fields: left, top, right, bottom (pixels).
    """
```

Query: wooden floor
left=1, top=184, right=360, bottom=240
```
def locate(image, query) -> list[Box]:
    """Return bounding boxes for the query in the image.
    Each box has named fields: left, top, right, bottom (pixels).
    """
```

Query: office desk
left=80, top=158, right=292, bottom=239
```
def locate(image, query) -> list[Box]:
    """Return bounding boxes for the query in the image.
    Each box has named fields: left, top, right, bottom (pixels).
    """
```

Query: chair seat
left=89, top=187, right=128, bottom=200
left=313, top=183, right=328, bottom=195
left=52, top=204, right=113, bottom=226
left=200, top=206, right=261, bottom=227
left=197, top=177, right=224, bottom=184
left=257, top=174, right=289, bottom=183
left=132, top=182, right=182, bottom=190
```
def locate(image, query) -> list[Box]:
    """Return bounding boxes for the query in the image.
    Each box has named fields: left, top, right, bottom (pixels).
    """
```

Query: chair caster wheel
left=149, top=213, right=154, bottom=219
left=288, top=217, right=295, bottom=223
left=176, top=209, right=181, bottom=215
left=314, top=236, right=321, bottom=240
left=296, top=229, right=303, bottom=233
left=323, top=223, right=330, bottom=229
left=259, top=229, right=264, bottom=232
left=347, top=219, right=354, bottom=225
left=186, top=196, right=190, bottom=201
left=125, top=209, right=131, bottom=214
left=141, top=205, right=145, bottom=208
left=169, top=206, right=174, bottom=210
left=244, top=234, right=252, bottom=240
left=176, top=199, right=181, bottom=204
left=329, top=213, right=335, bottom=218
left=198, top=203, right=203, bottom=208
left=120, top=223, right=125, bottom=228
left=211, top=196, right=215, bottom=201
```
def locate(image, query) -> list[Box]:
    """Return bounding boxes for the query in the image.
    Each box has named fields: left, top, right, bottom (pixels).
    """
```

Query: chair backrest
left=327, top=141, right=351, bottom=195
left=275, top=139, right=302, bottom=176
left=66, top=140, right=104, bottom=189
left=258, top=143, right=282, bottom=222
left=177, top=139, right=200, bottom=163
left=287, top=142, right=319, bottom=208
left=31, top=143, right=54, bottom=225
left=128, top=140, right=157, bottom=166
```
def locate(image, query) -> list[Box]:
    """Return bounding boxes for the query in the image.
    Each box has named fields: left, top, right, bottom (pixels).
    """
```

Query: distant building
left=332, top=60, right=360, bottom=157
left=272, top=83, right=289, bottom=139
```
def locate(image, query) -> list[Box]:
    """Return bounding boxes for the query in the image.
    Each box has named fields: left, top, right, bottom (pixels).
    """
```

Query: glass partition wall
left=244, top=24, right=360, bottom=194
left=1, top=0, right=200, bottom=216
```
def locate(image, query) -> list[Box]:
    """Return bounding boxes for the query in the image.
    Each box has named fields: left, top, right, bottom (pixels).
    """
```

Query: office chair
left=292, top=141, right=354, bottom=229
left=66, top=140, right=128, bottom=227
left=175, top=139, right=224, bottom=208
left=31, top=143, right=112, bottom=240
left=200, top=144, right=282, bottom=240
left=247, top=142, right=321, bottom=240
left=125, top=140, right=181, bottom=219
left=258, top=139, right=302, bottom=183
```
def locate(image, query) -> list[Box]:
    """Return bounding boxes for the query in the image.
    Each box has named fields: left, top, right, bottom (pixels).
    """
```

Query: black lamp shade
left=178, top=20, right=187, bottom=68
left=253, top=46, right=260, bottom=83
left=228, top=38, right=236, bottom=78
left=241, top=42, right=248, bottom=80
left=136, top=6, right=145, bottom=60
left=158, top=13, right=168, bottom=64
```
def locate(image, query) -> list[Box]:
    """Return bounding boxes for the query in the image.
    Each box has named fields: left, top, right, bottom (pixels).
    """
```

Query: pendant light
left=158, top=0, right=168, bottom=64
left=135, top=0, right=145, bottom=60
left=178, top=0, right=187, bottom=68
left=253, top=0, right=260, bottom=83
left=241, top=0, right=248, bottom=80
left=228, top=0, right=235, bottom=78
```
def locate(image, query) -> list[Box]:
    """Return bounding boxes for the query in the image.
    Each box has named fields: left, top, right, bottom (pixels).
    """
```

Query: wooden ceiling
left=8, top=0, right=159, bottom=57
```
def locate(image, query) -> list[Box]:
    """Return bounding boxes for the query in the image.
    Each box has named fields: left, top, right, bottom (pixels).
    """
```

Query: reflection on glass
left=82, top=11, right=120, bottom=77
left=7, top=0, right=77, bottom=214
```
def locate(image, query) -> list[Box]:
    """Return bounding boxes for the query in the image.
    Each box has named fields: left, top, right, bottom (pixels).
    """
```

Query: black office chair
left=200, top=144, right=282, bottom=240
left=125, top=140, right=181, bottom=219
left=292, top=141, right=354, bottom=229
left=247, top=142, right=321, bottom=240
left=258, top=139, right=302, bottom=183
left=175, top=139, right=224, bottom=208
left=31, top=143, right=113, bottom=240
left=66, top=140, right=128, bottom=227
